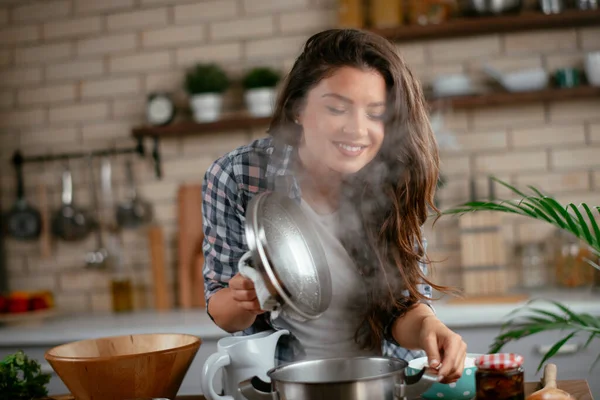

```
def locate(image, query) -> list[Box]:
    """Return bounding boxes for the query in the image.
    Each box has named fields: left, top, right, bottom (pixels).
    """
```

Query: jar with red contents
left=475, top=353, right=525, bottom=400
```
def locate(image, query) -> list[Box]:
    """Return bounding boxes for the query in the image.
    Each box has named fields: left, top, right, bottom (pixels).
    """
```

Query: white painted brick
left=174, top=0, right=238, bottom=23
left=181, top=131, right=251, bottom=157
left=475, top=151, right=547, bottom=174
left=504, top=29, right=577, bottom=54
left=396, top=43, right=427, bottom=67
left=140, top=0, right=180, bottom=4
left=0, top=8, right=8, bottom=24
left=246, top=35, right=306, bottom=60
left=555, top=191, right=600, bottom=208
left=142, top=25, right=206, bottom=49
left=75, top=0, right=135, bottom=15
left=428, top=35, right=501, bottom=63
left=176, top=42, right=242, bottom=66
left=145, top=70, right=182, bottom=92
left=243, top=0, right=310, bottom=13
left=12, top=0, right=70, bottom=22
left=0, top=91, right=14, bottom=109
left=9, top=275, right=57, bottom=291
left=81, top=121, right=131, bottom=141
left=163, top=155, right=215, bottom=179
left=20, top=125, right=79, bottom=147
left=107, top=8, right=168, bottom=32
left=54, top=292, right=90, bottom=313
left=593, top=171, right=600, bottom=189
left=514, top=171, right=590, bottom=194
left=469, top=55, right=543, bottom=76
left=60, top=270, right=111, bottom=290
left=440, top=155, right=470, bottom=176
left=0, top=49, right=11, bottom=66
left=0, top=108, right=45, bottom=128
left=50, top=102, right=109, bottom=123
left=46, top=59, right=104, bottom=81
left=517, top=220, right=559, bottom=243
left=91, top=292, right=112, bottom=312
left=112, top=97, right=145, bottom=118
left=18, top=84, right=76, bottom=106
left=110, top=51, right=171, bottom=73
left=44, top=16, right=102, bottom=39
left=153, top=202, right=176, bottom=224
left=0, top=25, right=39, bottom=45
left=424, top=63, right=465, bottom=83
left=15, top=42, right=72, bottom=65
left=137, top=179, right=179, bottom=202
left=552, top=147, right=600, bottom=169
left=279, top=9, right=336, bottom=34
left=549, top=99, right=600, bottom=123
left=82, top=77, right=140, bottom=99
left=544, top=52, right=585, bottom=70
left=581, top=27, right=600, bottom=50
left=512, top=124, right=586, bottom=148
left=211, top=16, right=274, bottom=41
left=590, top=122, right=600, bottom=144
left=472, top=104, right=545, bottom=130
left=444, top=131, right=508, bottom=153
left=77, top=33, right=137, bottom=56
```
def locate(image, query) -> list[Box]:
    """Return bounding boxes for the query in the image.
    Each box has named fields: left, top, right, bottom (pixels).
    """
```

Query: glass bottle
left=475, top=353, right=525, bottom=400
left=107, top=231, right=134, bottom=313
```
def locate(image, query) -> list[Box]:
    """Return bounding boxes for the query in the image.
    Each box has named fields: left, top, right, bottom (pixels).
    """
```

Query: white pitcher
left=201, top=330, right=290, bottom=400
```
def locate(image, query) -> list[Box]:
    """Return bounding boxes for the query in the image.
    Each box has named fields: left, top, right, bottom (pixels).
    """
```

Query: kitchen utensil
left=239, top=356, right=439, bottom=400
left=540, top=0, right=565, bottom=14
left=527, top=364, right=575, bottom=400
left=51, top=166, right=94, bottom=242
left=201, top=330, right=290, bottom=400
left=585, top=51, right=600, bottom=86
left=149, top=224, right=170, bottom=311
left=243, top=191, right=332, bottom=321
left=84, top=156, right=108, bottom=268
left=177, top=184, right=204, bottom=309
left=4, top=152, right=41, bottom=241
left=484, top=64, right=549, bottom=92
left=432, top=74, right=476, bottom=97
left=460, top=0, right=523, bottom=15
left=44, top=333, right=201, bottom=400
left=116, top=158, right=153, bottom=229
left=407, top=354, right=482, bottom=400
left=37, top=181, right=52, bottom=258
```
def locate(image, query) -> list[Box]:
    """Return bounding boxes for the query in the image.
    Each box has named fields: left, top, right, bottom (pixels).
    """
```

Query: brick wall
left=0, top=0, right=598, bottom=313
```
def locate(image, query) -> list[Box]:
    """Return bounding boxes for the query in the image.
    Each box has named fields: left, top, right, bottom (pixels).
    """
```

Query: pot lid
left=245, top=191, right=332, bottom=320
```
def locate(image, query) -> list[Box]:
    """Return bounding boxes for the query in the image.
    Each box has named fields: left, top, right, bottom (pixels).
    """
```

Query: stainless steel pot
left=460, top=0, right=523, bottom=15
left=238, top=356, right=439, bottom=400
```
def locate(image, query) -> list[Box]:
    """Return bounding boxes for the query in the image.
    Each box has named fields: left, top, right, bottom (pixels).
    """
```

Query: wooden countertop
left=174, top=380, right=594, bottom=400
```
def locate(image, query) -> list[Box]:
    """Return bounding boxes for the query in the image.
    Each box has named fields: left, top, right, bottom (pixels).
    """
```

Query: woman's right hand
left=229, top=273, right=265, bottom=315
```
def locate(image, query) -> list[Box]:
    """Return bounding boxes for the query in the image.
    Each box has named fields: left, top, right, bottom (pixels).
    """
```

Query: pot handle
left=238, top=377, right=274, bottom=400
left=200, top=351, right=234, bottom=400
left=395, top=367, right=439, bottom=400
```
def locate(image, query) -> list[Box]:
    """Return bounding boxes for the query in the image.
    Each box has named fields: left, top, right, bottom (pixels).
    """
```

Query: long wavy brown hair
left=267, top=29, right=453, bottom=351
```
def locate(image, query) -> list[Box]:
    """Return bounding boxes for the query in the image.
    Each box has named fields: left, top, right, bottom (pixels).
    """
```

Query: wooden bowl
left=45, top=333, right=201, bottom=400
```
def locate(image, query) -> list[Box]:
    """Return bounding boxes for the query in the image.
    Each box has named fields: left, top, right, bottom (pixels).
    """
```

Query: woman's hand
left=419, top=315, right=467, bottom=384
left=229, top=273, right=265, bottom=315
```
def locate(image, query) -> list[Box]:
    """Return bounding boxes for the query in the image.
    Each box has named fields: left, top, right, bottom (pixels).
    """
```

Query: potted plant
left=242, top=67, right=281, bottom=117
left=441, top=177, right=600, bottom=372
left=184, top=63, right=230, bottom=122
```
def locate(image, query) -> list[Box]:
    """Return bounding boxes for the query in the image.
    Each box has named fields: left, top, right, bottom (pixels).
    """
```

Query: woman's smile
left=333, top=141, right=370, bottom=157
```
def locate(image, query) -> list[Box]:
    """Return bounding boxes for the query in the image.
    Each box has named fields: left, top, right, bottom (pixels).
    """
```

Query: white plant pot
left=190, top=93, right=223, bottom=122
left=244, top=88, right=276, bottom=117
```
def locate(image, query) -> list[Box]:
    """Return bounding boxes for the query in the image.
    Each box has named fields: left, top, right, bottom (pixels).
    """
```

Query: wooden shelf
left=369, top=9, right=600, bottom=42
left=132, top=86, right=600, bottom=138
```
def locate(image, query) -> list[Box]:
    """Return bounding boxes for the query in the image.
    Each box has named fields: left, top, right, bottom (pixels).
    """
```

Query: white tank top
left=273, top=199, right=379, bottom=361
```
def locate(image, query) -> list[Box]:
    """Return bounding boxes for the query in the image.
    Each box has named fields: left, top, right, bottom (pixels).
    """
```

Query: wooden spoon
left=527, top=363, right=576, bottom=400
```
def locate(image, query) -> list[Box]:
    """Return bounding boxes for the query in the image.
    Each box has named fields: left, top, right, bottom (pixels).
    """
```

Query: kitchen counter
left=0, top=288, right=598, bottom=347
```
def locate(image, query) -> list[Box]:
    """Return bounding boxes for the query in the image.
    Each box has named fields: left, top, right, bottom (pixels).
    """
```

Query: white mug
left=201, top=330, right=289, bottom=400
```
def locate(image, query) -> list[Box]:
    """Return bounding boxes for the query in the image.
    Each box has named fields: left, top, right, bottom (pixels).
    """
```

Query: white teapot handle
left=201, top=351, right=234, bottom=400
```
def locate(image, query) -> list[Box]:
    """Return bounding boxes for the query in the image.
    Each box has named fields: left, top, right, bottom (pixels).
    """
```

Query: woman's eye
left=326, top=106, right=345, bottom=115
left=368, top=113, right=386, bottom=121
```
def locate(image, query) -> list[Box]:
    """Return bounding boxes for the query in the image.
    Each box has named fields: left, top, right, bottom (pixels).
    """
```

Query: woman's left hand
left=418, top=315, right=467, bottom=384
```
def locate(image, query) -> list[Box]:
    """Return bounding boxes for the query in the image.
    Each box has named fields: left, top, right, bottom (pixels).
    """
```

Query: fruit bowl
left=45, top=333, right=201, bottom=400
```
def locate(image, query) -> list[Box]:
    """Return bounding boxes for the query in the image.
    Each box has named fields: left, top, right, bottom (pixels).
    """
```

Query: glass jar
left=475, top=353, right=525, bottom=400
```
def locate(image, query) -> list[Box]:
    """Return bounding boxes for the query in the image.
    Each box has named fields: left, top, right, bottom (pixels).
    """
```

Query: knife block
left=459, top=210, right=508, bottom=297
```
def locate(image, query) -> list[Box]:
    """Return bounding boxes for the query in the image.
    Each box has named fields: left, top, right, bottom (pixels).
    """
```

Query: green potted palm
left=242, top=67, right=281, bottom=117
left=441, top=177, right=600, bottom=372
left=184, top=63, right=230, bottom=122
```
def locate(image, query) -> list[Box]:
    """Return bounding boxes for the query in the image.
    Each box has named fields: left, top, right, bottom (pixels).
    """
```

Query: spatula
left=527, top=363, right=575, bottom=400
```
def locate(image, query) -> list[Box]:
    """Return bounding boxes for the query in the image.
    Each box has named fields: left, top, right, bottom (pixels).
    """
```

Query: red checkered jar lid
left=475, top=353, right=524, bottom=371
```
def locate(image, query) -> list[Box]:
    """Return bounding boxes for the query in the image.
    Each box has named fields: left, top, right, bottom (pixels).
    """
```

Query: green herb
left=441, top=177, right=600, bottom=373
left=242, top=67, right=281, bottom=90
left=0, top=350, right=51, bottom=400
left=184, top=63, right=230, bottom=95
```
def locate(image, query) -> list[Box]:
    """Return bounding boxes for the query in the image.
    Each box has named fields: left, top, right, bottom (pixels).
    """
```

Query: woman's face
left=297, top=66, right=387, bottom=176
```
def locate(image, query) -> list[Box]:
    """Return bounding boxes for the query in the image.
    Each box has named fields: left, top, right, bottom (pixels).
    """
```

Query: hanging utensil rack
left=9, top=136, right=163, bottom=179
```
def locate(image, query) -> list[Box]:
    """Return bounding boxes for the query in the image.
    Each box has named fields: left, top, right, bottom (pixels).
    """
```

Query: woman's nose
left=343, top=111, right=368, bottom=137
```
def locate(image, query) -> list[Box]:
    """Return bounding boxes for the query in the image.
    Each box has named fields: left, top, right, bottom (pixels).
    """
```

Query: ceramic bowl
left=45, top=333, right=201, bottom=400
left=407, top=353, right=482, bottom=400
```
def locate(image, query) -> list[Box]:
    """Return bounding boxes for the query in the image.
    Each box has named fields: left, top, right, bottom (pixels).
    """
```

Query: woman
left=202, top=28, right=467, bottom=383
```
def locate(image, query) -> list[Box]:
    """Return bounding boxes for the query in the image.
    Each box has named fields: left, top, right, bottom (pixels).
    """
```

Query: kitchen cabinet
left=454, top=326, right=600, bottom=397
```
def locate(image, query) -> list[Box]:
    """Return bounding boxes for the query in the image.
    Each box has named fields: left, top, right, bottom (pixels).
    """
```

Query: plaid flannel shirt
left=202, top=135, right=433, bottom=364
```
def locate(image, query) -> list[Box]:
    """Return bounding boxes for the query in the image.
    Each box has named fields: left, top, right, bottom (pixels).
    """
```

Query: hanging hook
left=152, top=137, right=162, bottom=179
